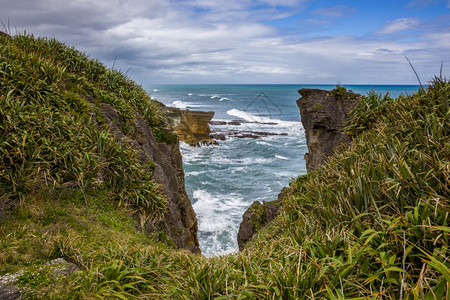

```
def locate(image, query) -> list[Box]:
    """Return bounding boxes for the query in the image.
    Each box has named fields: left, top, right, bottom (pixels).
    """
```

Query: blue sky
left=1, top=0, right=449, bottom=84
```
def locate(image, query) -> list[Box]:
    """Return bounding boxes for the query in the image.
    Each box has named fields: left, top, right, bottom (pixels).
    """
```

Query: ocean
left=146, top=84, right=420, bottom=256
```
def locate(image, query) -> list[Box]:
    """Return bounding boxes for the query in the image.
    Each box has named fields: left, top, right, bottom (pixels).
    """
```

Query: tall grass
left=1, top=32, right=448, bottom=299
left=0, top=33, right=168, bottom=214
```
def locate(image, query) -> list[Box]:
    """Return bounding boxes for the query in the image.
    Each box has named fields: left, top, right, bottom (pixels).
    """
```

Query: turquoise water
left=147, top=84, right=420, bottom=256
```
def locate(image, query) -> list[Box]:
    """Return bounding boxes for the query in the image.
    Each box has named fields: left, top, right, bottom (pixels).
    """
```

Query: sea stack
left=297, top=88, right=363, bottom=172
left=163, top=107, right=217, bottom=146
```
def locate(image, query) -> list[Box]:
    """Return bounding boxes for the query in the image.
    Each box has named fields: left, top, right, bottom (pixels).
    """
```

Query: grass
left=1, top=32, right=448, bottom=299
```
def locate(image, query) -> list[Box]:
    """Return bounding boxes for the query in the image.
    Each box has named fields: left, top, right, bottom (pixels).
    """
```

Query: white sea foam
left=185, top=171, right=206, bottom=177
left=219, top=97, right=230, bottom=101
left=153, top=89, right=159, bottom=92
left=211, top=95, right=220, bottom=99
left=275, top=155, right=289, bottom=160
left=172, top=100, right=203, bottom=109
left=188, top=93, right=194, bottom=96
left=227, top=108, right=275, bottom=123
left=192, top=189, right=249, bottom=255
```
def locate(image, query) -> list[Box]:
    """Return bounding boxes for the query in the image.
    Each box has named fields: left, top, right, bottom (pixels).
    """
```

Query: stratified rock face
left=297, top=88, right=362, bottom=172
left=99, top=103, right=200, bottom=253
left=164, top=107, right=217, bottom=146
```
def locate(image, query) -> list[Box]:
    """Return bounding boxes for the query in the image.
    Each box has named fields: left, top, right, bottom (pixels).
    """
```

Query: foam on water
left=275, top=155, right=289, bottom=160
left=192, top=189, right=248, bottom=256
left=172, top=100, right=204, bottom=109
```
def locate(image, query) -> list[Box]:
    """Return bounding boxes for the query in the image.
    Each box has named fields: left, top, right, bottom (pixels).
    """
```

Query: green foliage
left=312, top=103, right=324, bottom=111
left=1, top=32, right=448, bottom=299
left=333, top=85, right=347, bottom=97
left=0, top=33, right=168, bottom=215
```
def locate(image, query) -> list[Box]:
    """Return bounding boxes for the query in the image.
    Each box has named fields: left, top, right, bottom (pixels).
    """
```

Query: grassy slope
left=1, top=34, right=448, bottom=299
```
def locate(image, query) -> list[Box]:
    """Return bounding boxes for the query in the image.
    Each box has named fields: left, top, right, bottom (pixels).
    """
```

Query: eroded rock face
left=99, top=103, right=200, bottom=253
left=237, top=200, right=280, bottom=251
left=297, top=88, right=362, bottom=172
left=164, top=107, right=217, bottom=146
left=237, top=187, right=289, bottom=251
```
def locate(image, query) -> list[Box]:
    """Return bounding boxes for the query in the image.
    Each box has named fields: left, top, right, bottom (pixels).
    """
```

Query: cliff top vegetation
left=0, top=33, right=448, bottom=299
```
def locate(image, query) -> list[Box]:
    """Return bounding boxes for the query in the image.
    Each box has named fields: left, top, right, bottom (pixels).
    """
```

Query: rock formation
left=163, top=107, right=217, bottom=146
left=297, top=88, right=362, bottom=172
left=98, top=102, right=200, bottom=253
left=237, top=199, right=281, bottom=251
left=237, top=187, right=289, bottom=251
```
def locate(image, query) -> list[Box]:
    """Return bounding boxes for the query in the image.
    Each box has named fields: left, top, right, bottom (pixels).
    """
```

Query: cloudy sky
left=1, top=0, right=449, bottom=84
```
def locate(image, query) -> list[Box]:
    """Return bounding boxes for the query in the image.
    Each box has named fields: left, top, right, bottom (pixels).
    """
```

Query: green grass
left=0, top=33, right=169, bottom=215
left=1, top=33, right=448, bottom=299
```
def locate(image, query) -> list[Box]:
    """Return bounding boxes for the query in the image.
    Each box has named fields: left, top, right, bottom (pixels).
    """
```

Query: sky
left=1, top=0, right=449, bottom=84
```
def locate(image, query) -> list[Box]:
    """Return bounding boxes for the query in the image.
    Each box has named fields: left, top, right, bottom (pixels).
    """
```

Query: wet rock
left=209, top=121, right=227, bottom=125
left=212, top=130, right=288, bottom=140
left=210, top=133, right=226, bottom=140
left=297, top=88, right=362, bottom=172
left=227, top=120, right=242, bottom=125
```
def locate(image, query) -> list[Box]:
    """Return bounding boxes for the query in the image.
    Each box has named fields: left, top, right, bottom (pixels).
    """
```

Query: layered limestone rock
left=297, top=88, right=362, bottom=172
left=98, top=102, right=200, bottom=253
left=163, top=107, right=217, bottom=146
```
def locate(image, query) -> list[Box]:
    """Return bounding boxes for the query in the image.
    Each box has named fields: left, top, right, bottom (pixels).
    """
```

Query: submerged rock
left=297, top=88, right=362, bottom=172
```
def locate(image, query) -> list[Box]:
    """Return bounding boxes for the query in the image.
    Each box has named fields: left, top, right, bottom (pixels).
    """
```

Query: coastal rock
left=237, top=200, right=281, bottom=251
left=98, top=103, right=200, bottom=253
left=297, top=88, right=362, bottom=172
left=164, top=107, right=217, bottom=146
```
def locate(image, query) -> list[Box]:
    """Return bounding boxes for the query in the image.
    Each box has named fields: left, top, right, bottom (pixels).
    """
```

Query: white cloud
left=0, top=1, right=448, bottom=84
left=376, top=18, right=419, bottom=35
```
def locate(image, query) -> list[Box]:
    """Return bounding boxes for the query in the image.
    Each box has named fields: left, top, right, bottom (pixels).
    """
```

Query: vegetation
left=1, top=33, right=448, bottom=299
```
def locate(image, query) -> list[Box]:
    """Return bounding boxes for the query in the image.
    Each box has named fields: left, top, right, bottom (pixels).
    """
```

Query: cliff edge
left=98, top=103, right=200, bottom=253
left=297, top=87, right=362, bottom=172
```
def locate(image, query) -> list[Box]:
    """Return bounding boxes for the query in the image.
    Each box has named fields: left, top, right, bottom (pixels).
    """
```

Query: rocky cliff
left=98, top=103, right=200, bottom=253
left=297, top=87, right=362, bottom=172
left=163, top=107, right=217, bottom=146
